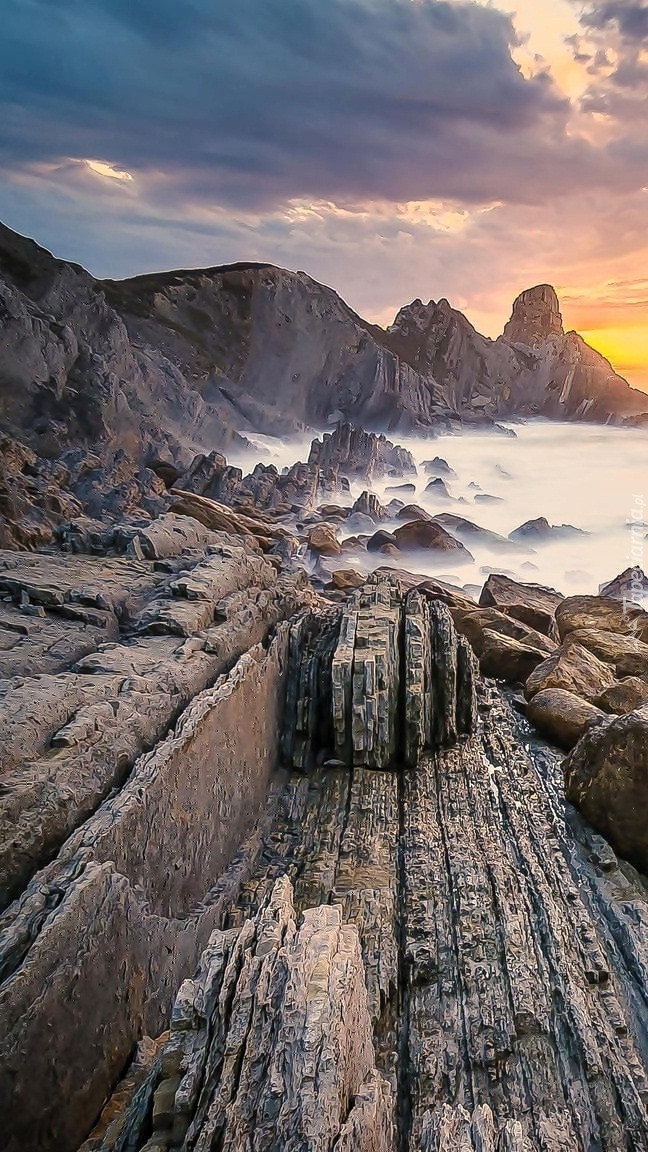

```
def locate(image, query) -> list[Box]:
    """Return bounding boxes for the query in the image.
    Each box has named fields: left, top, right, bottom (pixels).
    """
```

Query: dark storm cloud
left=0, top=0, right=620, bottom=211
left=579, top=1, right=648, bottom=40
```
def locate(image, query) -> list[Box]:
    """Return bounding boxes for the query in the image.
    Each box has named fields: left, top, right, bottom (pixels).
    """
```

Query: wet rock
left=385, top=482, right=416, bottom=495
left=479, top=573, right=563, bottom=636
left=527, top=688, right=607, bottom=750
left=564, top=705, right=648, bottom=873
left=480, top=630, right=550, bottom=683
left=556, top=594, right=648, bottom=643
left=434, top=514, right=522, bottom=553
left=367, top=530, right=400, bottom=554
left=396, top=503, right=432, bottom=522
left=327, top=569, right=366, bottom=593
left=525, top=638, right=617, bottom=702
left=346, top=512, right=380, bottom=535
left=474, top=493, right=504, bottom=504
left=453, top=606, right=553, bottom=683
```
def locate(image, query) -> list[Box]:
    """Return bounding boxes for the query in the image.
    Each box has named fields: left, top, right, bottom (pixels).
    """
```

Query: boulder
left=318, top=503, right=350, bottom=519
left=367, top=530, right=400, bottom=554
left=555, top=595, right=648, bottom=643
left=422, top=457, right=455, bottom=477
left=307, top=523, right=341, bottom=556
left=525, top=639, right=617, bottom=702
left=509, top=517, right=587, bottom=542
left=425, top=478, right=452, bottom=499
left=396, top=504, right=432, bottom=522
left=567, top=627, right=648, bottom=678
left=434, top=514, right=522, bottom=553
left=527, top=689, right=606, bottom=751
left=346, top=512, right=380, bottom=535
left=385, top=482, right=416, bottom=495
left=393, top=520, right=474, bottom=559
left=352, top=491, right=388, bottom=521
left=327, top=568, right=366, bottom=592
left=480, top=630, right=551, bottom=684
left=479, top=573, right=563, bottom=636
left=564, top=705, right=648, bottom=873
left=600, top=567, right=648, bottom=603
left=596, top=677, right=648, bottom=715
left=452, top=607, right=553, bottom=683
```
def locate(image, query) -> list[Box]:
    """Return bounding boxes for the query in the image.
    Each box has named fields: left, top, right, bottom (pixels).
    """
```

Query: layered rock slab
left=121, top=876, right=394, bottom=1152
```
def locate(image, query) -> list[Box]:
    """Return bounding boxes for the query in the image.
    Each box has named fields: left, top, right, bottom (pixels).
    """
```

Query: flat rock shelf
left=1, top=569, right=648, bottom=1152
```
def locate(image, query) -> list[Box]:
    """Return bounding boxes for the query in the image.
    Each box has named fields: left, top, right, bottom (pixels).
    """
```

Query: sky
left=1, top=0, right=648, bottom=389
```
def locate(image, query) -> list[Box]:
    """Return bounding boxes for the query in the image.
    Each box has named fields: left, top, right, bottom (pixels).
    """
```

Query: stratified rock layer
left=2, top=570, right=648, bottom=1152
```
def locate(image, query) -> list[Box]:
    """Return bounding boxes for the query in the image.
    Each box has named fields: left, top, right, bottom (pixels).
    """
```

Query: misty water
left=231, top=421, right=648, bottom=601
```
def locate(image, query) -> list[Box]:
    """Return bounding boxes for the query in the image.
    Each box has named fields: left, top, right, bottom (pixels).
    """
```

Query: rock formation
left=1, top=219, right=646, bottom=506
left=1, top=553, right=648, bottom=1152
left=502, top=284, right=564, bottom=346
left=3, top=219, right=648, bottom=1152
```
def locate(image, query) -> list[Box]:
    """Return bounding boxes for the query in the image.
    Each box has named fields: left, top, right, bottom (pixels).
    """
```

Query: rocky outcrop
left=308, top=423, right=416, bottom=481
left=2, top=220, right=646, bottom=514
left=502, top=284, right=564, bottom=347
left=0, top=534, right=318, bottom=1152
left=132, top=877, right=394, bottom=1152
left=3, top=551, right=648, bottom=1152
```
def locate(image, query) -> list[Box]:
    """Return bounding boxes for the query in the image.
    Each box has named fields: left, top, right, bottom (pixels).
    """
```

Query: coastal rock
left=567, top=626, right=648, bottom=678
left=600, top=566, right=648, bottom=603
left=422, top=457, right=455, bottom=477
left=479, top=573, right=563, bottom=636
left=352, top=491, right=388, bottom=521
left=527, top=688, right=606, bottom=750
left=564, top=705, right=648, bottom=872
left=556, top=594, right=648, bottom=643
left=509, top=517, right=586, bottom=543
left=434, top=514, right=524, bottom=553
left=307, top=523, right=342, bottom=557
left=308, top=423, right=416, bottom=482
left=596, top=676, right=648, bottom=714
left=393, top=520, right=473, bottom=558
left=502, top=284, right=563, bottom=347
left=424, top=477, right=452, bottom=499
left=146, top=878, right=394, bottom=1152
left=525, top=638, right=617, bottom=702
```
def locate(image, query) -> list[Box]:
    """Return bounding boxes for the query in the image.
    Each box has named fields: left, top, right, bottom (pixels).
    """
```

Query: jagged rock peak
left=503, top=284, right=564, bottom=347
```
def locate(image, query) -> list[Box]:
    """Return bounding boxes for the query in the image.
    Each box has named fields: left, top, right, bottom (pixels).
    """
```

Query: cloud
left=0, top=0, right=633, bottom=215
left=579, top=1, right=648, bottom=41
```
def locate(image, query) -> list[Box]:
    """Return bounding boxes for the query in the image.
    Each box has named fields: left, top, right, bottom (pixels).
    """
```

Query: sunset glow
left=1, top=0, right=647, bottom=390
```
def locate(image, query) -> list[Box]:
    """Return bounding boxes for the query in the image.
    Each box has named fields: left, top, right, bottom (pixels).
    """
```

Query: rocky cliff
left=1, top=222, right=646, bottom=481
